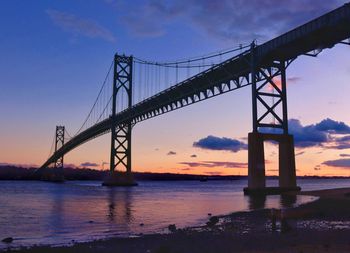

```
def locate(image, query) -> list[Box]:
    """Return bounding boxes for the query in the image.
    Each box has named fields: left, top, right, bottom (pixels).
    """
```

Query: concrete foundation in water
left=102, top=171, right=138, bottom=187
left=244, top=132, right=300, bottom=195
left=41, top=168, right=65, bottom=183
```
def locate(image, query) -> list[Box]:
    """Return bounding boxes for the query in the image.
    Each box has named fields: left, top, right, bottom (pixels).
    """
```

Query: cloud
left=65, top=163, right=78, bottom=168
left=328, top=135, right=350, bottom=150
left=292, top=118, right=350, bottom=148
left=193, top=135, right=248, bottom=152
left=296, top=151, right=305, bottom=156
left=287, top=77, right=301, bottom=83
left=206, top=171, right=223, bottom=176
left=340, top=154, right=350, bottom=157
left=179, top=161, right=247, bottom=168
left=190, top=154, right=197, bottom=158
left=80, top=162, right=99, bottom=167
left=264, top=118, right=350, bottom=148
left=109, top=0, right=346, bottom=41
left=118, top=1, right=182, bottom=37
left=179, top=162, right=204, bottom=167
left=167, top=151, right=177, bottom=155
left=288, top=119, right=329, bottom=148
left=46, top=9, right=116, bottom=42
left=194, top=118, right=350, bottom=152
left=185, top=0, right=345, bottom=42
left=322, top=159, right=350, bottom=168
left=314, top=118, right=350, bottom=134
left=314, top=165, right=321, bottom=171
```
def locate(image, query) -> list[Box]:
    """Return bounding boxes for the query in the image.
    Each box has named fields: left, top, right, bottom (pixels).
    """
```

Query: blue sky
left=1, top=0, right=350, bottom=176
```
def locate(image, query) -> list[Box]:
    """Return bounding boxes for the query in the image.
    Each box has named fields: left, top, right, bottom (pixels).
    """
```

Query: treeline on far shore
left=0, top=165, right=349, bottom=181
left=0, top=165, right=242, bottom=181
left=0, top=165, right=104, bottom=181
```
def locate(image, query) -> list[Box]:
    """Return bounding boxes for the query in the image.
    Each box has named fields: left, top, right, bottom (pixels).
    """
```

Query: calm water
left=1, top=178, right=349, bottom=249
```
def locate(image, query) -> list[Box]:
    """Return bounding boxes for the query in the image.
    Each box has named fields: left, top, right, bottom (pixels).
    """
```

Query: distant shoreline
left=1, top=165, right=350, bottom=181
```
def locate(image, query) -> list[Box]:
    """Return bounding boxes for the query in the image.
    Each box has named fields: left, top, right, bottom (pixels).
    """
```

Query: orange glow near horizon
left=2, top=120, right=350, bottom=177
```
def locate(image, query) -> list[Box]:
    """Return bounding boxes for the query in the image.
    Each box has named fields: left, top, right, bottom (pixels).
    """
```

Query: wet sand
left=3, top=187, right=350, bottom=253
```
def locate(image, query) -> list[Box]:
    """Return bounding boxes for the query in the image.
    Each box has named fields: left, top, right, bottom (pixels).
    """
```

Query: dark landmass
left=0, top=165, right=349, bottom=181
left=0, top=165, right=241, bottom=181
left=3, top=188, right=350, bottom=253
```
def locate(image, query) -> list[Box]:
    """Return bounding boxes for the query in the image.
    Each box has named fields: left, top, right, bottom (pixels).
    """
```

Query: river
left=1, top=178, right=349, bottom=249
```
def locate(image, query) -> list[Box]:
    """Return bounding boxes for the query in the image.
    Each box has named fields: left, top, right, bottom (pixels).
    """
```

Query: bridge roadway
left=41, top=3, right=350, bottom=168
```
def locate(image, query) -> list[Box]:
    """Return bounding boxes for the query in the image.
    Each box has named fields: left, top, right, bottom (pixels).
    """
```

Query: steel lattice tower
left=54, top=126, right=65, bottom=169
left=110, top=54, right=133, bottom=175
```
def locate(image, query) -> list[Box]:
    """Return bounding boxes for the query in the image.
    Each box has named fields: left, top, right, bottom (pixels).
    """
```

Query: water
left=0, top=178, right=349, bottom=249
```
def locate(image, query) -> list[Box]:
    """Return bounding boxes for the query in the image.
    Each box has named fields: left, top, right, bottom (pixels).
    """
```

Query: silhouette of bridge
left=41, top=3, right=350, bottom=192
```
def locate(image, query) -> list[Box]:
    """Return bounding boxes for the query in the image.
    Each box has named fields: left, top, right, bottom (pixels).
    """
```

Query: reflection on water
left=247, top=194, right=298, bottom=210
left=0, top=178, right=349, bottom=249
left=107, top=188, right=133, bottom=223
left=248, top=195, right=266, bottom=210
left=49, top=187, right=64, bottom=238
left=280, top=194, right=297, bottom=208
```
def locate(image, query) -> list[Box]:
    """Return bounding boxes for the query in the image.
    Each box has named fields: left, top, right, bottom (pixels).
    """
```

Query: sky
left=1, top=0, right=350, bottom=177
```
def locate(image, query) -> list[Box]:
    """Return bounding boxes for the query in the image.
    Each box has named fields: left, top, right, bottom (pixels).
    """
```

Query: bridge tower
left=103, top=54, right=137, bottom=186
left=244, top=43, right=300, bottom=195
left=54, top=126, right=65, bottom=170
left=43, top=125, right=65, bottom=182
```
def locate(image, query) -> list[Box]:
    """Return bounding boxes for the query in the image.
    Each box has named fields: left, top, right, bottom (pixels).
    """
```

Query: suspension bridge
left=41, top=3, right=350, bottom=193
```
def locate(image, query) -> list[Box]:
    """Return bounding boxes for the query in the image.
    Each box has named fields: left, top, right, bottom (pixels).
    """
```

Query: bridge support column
left=103, top=54, right=137, bottom=187
left=43, top=126, right=65, bottom=182
left=245, top=133, right=298, bottom=194
left=247, top=132, right=266, bottom=189
left=279, top=134, right=297, bottom=188
left=244, top=43, right=300, bottom=195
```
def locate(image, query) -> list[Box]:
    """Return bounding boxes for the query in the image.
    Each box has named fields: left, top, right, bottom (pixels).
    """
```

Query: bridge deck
left=42, top=3, right=350, bottom=168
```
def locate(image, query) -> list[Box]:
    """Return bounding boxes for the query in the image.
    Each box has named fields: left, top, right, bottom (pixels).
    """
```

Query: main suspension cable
left=133, top=44, right=250, bottom=67
left=75, top=60, right=114, bottom=135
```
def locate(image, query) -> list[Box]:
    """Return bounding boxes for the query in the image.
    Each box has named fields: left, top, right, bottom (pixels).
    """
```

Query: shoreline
left=3, top=187, right=350, bottom=253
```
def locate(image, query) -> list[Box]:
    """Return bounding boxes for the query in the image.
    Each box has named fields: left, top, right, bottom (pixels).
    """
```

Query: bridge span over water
left=42, top=3, right=350, bottom=193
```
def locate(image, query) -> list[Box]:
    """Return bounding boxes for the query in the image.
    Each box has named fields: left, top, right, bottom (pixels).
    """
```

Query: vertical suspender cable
left=132, top=60, right=135, bottom=106
left=176, top=63, right=178, bottom=85
left=165, top=67, right=169, bottom=89
left=138, top=62, right=142, bottom=103
left=187, top=60, right=190, bottom=79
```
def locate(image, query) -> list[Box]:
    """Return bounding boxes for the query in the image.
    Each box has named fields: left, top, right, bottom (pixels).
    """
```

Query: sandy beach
left=3, top=187, right=350, bottom=253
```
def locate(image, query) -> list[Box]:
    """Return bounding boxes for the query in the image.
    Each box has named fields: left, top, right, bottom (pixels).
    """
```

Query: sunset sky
left=1, top=0, right=350, bottom=177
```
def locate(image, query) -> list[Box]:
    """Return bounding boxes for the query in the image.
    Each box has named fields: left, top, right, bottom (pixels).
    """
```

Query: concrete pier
left=247, top=132, right=266, bottom=189
left=279, top=134, right=297, bottom=188
left=41, top=168, right=64, bottom=183
left=102, top=171, right=138, bottom=187
left=244, top=132, right=300, bottom=195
